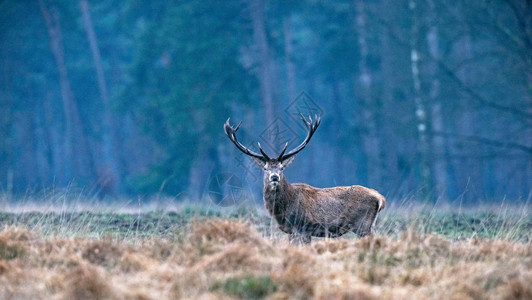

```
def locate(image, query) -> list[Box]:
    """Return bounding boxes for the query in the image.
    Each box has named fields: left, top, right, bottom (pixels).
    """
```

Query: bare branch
left=432, top=130, right=532, bottom=155
left=373, top=14, right=532, bottom=120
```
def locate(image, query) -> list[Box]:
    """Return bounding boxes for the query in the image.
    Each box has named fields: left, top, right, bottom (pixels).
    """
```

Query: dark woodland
left=1, top=0, right=531, bottom=203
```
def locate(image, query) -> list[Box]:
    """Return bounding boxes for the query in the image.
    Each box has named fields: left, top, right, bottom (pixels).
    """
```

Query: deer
left=224, top=115, right=386, bottom=244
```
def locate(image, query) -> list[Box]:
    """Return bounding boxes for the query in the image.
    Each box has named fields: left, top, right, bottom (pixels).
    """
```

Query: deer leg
left=355, top=226, right=373, bottom=237
left=353, top=208, right=377, bottom=237
left=289, top=233, right=311, bottom=245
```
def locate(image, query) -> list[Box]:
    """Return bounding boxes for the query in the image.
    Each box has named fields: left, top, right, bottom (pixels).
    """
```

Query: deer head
left=224, top=114, right=321, bottom=189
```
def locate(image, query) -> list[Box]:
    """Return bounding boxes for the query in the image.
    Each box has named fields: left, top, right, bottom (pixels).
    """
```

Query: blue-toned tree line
left=0, top=0, right=530, bottom=202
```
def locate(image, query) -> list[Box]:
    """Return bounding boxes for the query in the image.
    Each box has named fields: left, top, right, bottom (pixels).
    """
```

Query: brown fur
left=264, top=176, right=386, bottom=244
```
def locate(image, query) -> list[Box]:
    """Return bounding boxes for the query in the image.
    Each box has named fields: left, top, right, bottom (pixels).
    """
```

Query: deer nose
left=270, top=174, right=279, bottom=182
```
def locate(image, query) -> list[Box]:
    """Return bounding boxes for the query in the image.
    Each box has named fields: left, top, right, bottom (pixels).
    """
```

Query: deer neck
left=263, top=177, right=295, bottom=217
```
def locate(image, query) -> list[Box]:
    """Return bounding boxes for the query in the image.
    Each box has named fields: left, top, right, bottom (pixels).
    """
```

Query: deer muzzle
left=269, top=174, right=280, bottom=188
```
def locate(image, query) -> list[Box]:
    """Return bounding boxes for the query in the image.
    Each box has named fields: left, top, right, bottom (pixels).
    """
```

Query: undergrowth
left=0, top=199, right=530, bottom=299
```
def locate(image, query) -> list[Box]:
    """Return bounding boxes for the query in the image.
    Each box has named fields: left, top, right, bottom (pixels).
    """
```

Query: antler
left=224, top=118, right=270, bottom=162
left=278, top=114, right=321, bottom=161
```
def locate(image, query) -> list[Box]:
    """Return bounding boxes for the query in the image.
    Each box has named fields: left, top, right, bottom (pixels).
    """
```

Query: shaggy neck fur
left=263, top=177, right=296, bottom=224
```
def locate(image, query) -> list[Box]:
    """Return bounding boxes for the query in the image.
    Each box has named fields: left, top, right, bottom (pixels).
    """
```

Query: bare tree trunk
left=427, top=0, right=448, bottom=200
left=80, top=0, right=120, bottom=194
left=32, top=90, right=51, bottom=187
left=379, top=5, right=400, bottom=192
left=39, top=0, right=72, bottom=182
left=331, top=70, right=345, bottom=184
left=354, top=0, right=382, bottom=187
left=188, top=109, right=212, bottom=201
left=16, top=99, right=37, bottom=188
left=520, top=1, right=532, bottom=197
left=250, top=0, right=274, bottom=128
left=0, top=43, right=14, bottom=194
left=43, top=95, right=62, bottom=185
left=39, top=0, right=94, bottom=184
left=409, top=0, right=432, bottom=200
left=250, top=0, right=275, bottom=238
left=188, top=146, right=210, bottom=201
left=527, top=72, right=532, bottom=194
left=283, top=15, right=296, bottom=101
left=455, top=33, right=483, bottom=198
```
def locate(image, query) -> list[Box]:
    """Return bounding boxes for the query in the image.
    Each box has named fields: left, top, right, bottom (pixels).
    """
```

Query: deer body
left=224, top=115, right=386, bottom=244
left=264, top=177, right=385, bottom=243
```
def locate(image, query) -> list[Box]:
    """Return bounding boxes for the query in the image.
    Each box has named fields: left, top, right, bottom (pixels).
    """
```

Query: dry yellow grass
left=0, top=216, right=531, bottom=300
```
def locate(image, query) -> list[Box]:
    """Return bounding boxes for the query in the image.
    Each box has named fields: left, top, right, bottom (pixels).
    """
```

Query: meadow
left=0, top=197, right=531, bottom=299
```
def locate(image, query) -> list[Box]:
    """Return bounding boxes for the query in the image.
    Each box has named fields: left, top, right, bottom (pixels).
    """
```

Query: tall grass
left=0, top=194, right=530, bottom=299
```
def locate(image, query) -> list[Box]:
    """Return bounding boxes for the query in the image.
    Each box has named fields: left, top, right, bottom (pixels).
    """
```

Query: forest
left=1, top=0, right=531, bottom=203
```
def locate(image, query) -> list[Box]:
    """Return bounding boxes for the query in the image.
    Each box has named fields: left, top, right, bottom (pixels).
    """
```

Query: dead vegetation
left=0, top=209, right=531, bottom=299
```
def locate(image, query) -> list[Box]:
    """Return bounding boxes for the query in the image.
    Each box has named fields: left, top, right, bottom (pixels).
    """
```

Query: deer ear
left=250, top=157, right=267, bottom=168
left=281, top=156, right=295, bottom=168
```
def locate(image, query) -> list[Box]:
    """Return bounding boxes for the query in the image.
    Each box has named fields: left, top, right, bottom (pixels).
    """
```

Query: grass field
left=0, top=197, right=531, bottom=299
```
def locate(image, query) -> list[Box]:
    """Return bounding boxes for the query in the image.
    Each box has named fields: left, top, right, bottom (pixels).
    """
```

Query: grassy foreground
left=0, top=201, right=531, bottom=299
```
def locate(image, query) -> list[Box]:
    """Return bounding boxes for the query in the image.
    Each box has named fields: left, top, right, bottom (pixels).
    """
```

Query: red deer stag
left=224, top=115, right=385, bottom=244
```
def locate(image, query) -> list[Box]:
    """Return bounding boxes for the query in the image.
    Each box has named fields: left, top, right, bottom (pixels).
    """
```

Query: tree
left=79, top=0, right=121, bottom=195
left=354, top=0, right=383, bottom=188
left=39, top=0, right=94, bottom=184
left=123, top=0, right=255, bottom=196
left=426, top=0, right=448, bottom=200
left=409, top=0, right=432, bottom=199
left=250, top=0, right=275, bottom=129
left=0, top=0, right=530, bottom=201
